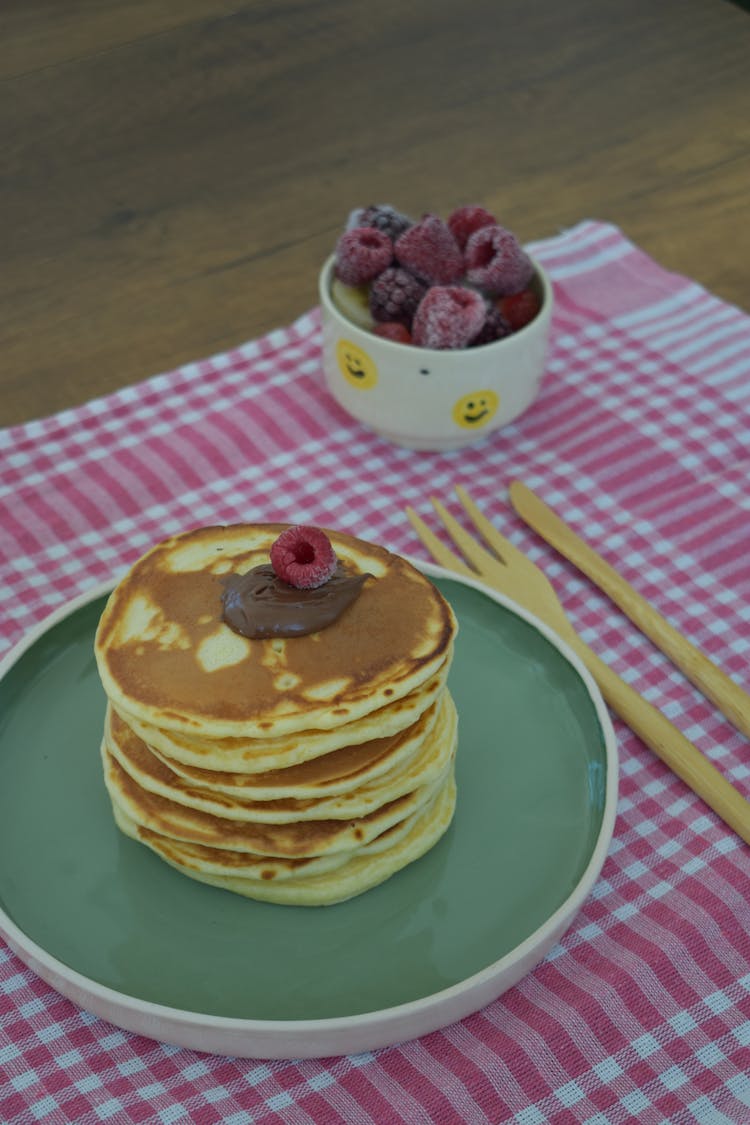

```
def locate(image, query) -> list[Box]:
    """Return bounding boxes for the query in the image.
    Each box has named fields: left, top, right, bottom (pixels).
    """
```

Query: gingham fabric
left=2, top=221, right=750, bottom=1125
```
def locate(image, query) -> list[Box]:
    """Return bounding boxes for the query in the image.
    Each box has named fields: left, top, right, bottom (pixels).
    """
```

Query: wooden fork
left=406, top=486, right=750, bottom=846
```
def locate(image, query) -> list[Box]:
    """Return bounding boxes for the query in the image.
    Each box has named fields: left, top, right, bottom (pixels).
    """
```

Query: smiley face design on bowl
left=336, top=339, right=378, bottom=390
left=451, top=390, right=499, bottom=430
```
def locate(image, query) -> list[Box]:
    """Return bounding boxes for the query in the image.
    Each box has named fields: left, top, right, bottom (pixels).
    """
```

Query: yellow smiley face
left=452, top=389, right=499, bottom=430
left=336, top=339, right=378, bottom=390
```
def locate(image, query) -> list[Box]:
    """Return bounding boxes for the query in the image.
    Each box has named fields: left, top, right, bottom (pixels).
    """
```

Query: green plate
left=0, top=567, right=617, bottom=1058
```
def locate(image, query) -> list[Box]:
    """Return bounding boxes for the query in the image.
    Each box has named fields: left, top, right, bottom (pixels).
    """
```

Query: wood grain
left=2, top=0, right=749, bottom=424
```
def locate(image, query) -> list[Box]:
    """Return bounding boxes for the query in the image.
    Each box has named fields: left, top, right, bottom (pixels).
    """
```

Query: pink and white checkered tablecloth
left=2, top=221, right=750, bottom=1123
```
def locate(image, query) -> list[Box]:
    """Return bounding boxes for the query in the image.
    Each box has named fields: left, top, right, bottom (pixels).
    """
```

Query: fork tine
left=454, top=485, right=529, bottom=567
left=404, top=505, right=475, bottom=578
left=427, top=496, right=508, bottom=580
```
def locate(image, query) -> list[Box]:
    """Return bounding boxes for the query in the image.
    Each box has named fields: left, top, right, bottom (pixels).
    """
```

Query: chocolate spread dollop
left=220, top=564, right=368, bottom=639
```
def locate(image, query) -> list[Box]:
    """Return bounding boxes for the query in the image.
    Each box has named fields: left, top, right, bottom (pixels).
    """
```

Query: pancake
left=109, top=767, right=444, bottom=884
left=94, top=524, right=456, bottom=739
left=102, top=739, right=453, bottom=858
left=112, top=770, right=457, bottom=906
left=105, top=690, right=457, bottom=820
left=95, top=522, right=460, bottom=905
left=145, top=723, right=416, bottom=798
left=116, top=660, right=450, bottom=774
left=136, top=694, right=443, bottom=800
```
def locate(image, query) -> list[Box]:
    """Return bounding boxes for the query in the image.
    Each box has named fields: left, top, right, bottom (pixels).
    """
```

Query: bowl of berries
left=319, top=203, right=553, bottom=451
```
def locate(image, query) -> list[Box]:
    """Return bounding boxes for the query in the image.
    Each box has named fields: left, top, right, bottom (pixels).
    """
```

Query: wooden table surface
left=2, top=0, right=749, bottom=426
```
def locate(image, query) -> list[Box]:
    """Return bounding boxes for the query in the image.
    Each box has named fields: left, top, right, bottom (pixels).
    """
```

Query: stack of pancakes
left=94, top=524, right=458, bottom=905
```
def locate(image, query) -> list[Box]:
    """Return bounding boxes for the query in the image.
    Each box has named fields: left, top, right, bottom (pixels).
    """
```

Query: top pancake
left=95, top=524, right=457, bottom=739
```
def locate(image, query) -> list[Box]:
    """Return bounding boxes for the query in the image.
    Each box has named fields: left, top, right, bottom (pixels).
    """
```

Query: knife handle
left=509, top=481, right=750, bottom=740
left=566, top=633, right=750, bottom=845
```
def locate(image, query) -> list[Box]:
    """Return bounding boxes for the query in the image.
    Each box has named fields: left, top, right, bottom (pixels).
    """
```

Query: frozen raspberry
left=470, top=304, right=512, bottom=346
left=496, top=288, right=542, bottom=331
left=412, top=286, right=487, bottom=350
left=335, top=227, right=393, bottom=286
left=270, top=526, right=337, bottom=589
left=464, top=224, right=534, bottom=296
left=347, top=204, right=413, bottom=243
left=369, top=266, right=427, bottom=326
left=394, top=214, right=463, bottom=285
left=373, top=322, right=412, bottom=344
left=447, top=205, right=497, bottom=250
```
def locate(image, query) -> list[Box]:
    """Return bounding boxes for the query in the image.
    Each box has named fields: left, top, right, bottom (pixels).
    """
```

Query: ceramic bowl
left=319, top=254, right=553, bottom=451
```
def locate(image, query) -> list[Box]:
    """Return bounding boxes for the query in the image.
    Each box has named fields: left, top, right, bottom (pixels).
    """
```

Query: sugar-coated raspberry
left=347, top=204, right=413, bottom=243
left=447, top=205, right=497, bottom=250
left=369, top=266, right=427, bottom=326
left=270, top=526, right=338, bottom=589
left=470, top=304, right=512, bottom=346
left=394, top=214, right=463, bottom=285
left=464, top=224, right=534, bottom=296
left=335, top=227, right=393, bottom=286
left=373, top=322, right=412, bottom=344
left=412, top=286, right=487, bottom=350
left=496, top=288, right=542, bottom=331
